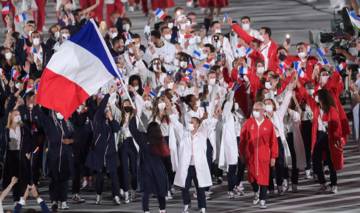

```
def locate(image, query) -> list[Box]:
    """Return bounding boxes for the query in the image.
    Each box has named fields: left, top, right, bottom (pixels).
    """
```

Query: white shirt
left=9, top=126, right=21, bottom=151
left=260, top=41, right=271, bottom=70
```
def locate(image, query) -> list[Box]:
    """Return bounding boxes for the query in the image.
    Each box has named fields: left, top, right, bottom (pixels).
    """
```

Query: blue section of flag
left=193, top=50, right=201, bottom=58
left=69, top=20, right=118, bottom=78
left=294, top=61, right=305, bottom=78
left=203, top=63, right=210, bottom=70
left=316, top=48, right=329, bottom=65
left=238, top=66, right=248, bottom=75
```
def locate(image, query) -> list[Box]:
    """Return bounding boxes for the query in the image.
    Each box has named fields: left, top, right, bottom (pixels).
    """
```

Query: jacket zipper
left=256, top=125, right=259, bottom=177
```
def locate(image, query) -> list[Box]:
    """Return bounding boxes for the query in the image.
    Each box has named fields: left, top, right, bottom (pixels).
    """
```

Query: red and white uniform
left=239, top=117, right=278, bottom=186
left=231, top=23, right=278, bottom=72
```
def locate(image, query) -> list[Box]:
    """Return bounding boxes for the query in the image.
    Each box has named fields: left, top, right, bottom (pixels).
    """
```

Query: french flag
left=193, top=49, right=202, bottom=59
left=294, top=61, right=305, bottom=78
left=149, top=89, right=158, bottom=98
left=15, top=13, right=27, bottom=23
left=22, top=72, right=29, bottom=82
left=316, top=47, right=329, bottom=65
left=336, top=62, right=347, bottom=72
left=238, top=66, right=248, bottom=75
left=2, top=5, right=10, bottom=15
left=36, top=19, right=121, bottom=119
left=245, top=47, right=253, bottom=56
left=155, top=8, right=166, bottom=20
left=11, top=67, right=20, bottom=80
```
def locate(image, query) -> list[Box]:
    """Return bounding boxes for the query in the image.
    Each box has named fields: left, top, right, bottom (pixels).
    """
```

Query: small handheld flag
left=155, top=8, right=166, bottom=20
left=15, top=13, right=27, bottom=23
left=336, top=62, right=347, bottom=72
left=1, top=5, right=10, bottom=16
left=316, top=47, right=329, bottom=65
left=347, top=9, right=360, bottom=30
left=11, top=67, right=20, bottom=80
left=238, top=66, right=248, bottom=75
left=294, top=61, right=305, bottom=78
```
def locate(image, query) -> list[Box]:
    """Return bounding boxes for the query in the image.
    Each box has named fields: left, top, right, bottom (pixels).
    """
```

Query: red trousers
left=34, top=0, right=46, bottom=31
left=106, top=0, right=125, bottom=26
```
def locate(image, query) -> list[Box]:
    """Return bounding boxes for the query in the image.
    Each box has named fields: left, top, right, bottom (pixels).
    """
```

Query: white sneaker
left=200, top=208, right=206, bottom=213
left=159, top=209, right=166, bottom=213
left=72, top=194, right=85, bottom=203
left=182, top=204, right=190, bottom=213
left=227, top=191, right=239, bottom=199
left=253, top=191, right=260, bottom=205
left=205, top=191, right=211, bottom=200
left=124, top=191, right=130, bottom=204
left=114, top=196, right=121, bottom=205
left=165, top=191, right=173, bottom=200
left=95, top=194, right=101, bottom=205
left=120, top=188, right=124, bottom=198
left=331, top=185, right=338, bottom=194
left=130, top=190, right=136, bottom=201
left=60, top=201, right=69, bottom=210
left=305, top=170, right=313, bottom=179
left=234, top=184, right=245, bottom=196
left=259, top=200, right=267, bottom=209
left=81, top=180, right=88, bottom=189
left=283, top=179, right=289, bottom=192
left=292, top=184, right=298, bottom=193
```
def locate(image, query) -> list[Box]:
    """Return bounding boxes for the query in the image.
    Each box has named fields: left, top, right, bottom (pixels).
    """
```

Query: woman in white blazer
left=263, top=83, right=294, bottom=195
left=168, top=103, right=219, bottom=213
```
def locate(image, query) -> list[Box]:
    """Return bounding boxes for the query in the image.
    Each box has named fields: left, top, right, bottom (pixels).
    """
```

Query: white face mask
left=178, top=85, right=185, bottom=91
left=320, top=76, right=329, bottom=85
left=54, top=31, right=60, bottom=40
left=158, top=102, right=166, bottom=111
left=56, top=112, right=64, bottom=120
left=265, top=104, right=273, bottom=113
left=168, top=22, right=174, bottom=29
left=123, top=24, right=130, bottom=32
left=164, top=34, right=171, bottom=41
left=195, top=36, right=201, bottom=44
left=214, top=29, right=222, bottom=34
left=28, top=31, right=33, bottom=37
left=28, top=103, right=34, bottom=109
left=208, top=78, right=216, bottom=85
left=196, top=100, right=201, bottom=108
left=111, top=32, right=118, bottom=39
left=144, top=100, right=152, bottom=109
left=32, top=38, right=40, bottom=46
left=264, top=92, right=273, bottom=100
left=265, top=81, right=272, bottom=89
left=135, top=43, right=141, bottom=48
left=171, top=96, right=177, bottom=103
left=5, top=52, right=12, bottom=60
left=252, top=111, right=261, bottom=119
left=215, top=41, right=221, bottom=49
left=180, top=23, right=187, bottom=30
left=62, top=33, right=70, bottom=40
left=256, top=67, right=265, bottom=75
left=188, top=123, right=194, bottom=131
left=188, top=37, right=197, bottom=45
left=168, top=82, right=174, bottom=89
left=298, top=51, right=307, bottom=59
left=259, top=35, right=265, bottom=42
left=180, top=61, right=188, bottom=69
left=13, top=115, right=21, bottom=123
left=134, top=86, right=139, bottom=91
left=242, top=23, right=250, bottom=31
left=308, top=89, right=315, bottom=96
left=76, top=106, right=82, bottom=113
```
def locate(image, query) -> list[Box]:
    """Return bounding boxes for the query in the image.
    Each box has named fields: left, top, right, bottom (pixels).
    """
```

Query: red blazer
left=239, top=118, right=278, bottom=185
left=231, top=23, right=278, bottom=72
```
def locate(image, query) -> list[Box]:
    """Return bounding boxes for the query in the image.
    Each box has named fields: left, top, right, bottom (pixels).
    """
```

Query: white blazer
left=170, top=114, right=217, bottom=188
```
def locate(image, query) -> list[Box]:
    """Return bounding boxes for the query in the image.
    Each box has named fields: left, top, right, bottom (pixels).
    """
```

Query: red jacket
left=297, top=85, right=345, bottom=171
left=322, top=71, right=350, bottom=138
left=231, top=23, right=278, bottom=72
left=239, top=118, right=278, bottom=185
left=322, top=106, right=345, bottom=170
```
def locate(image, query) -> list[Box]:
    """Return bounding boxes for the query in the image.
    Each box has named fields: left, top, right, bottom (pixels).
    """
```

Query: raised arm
left=231, top=23, right=255, bottom=44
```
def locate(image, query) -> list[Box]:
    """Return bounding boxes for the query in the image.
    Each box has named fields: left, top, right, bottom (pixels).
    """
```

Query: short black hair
left=204, top=43, right=216, bottom=53
left=241, top=16, right=251, bottom=21
left=260, top=27, right=272, bottom=37
left=150, top=30, right=161, bottom=39
left=211, top=21, right=220, bottom=27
